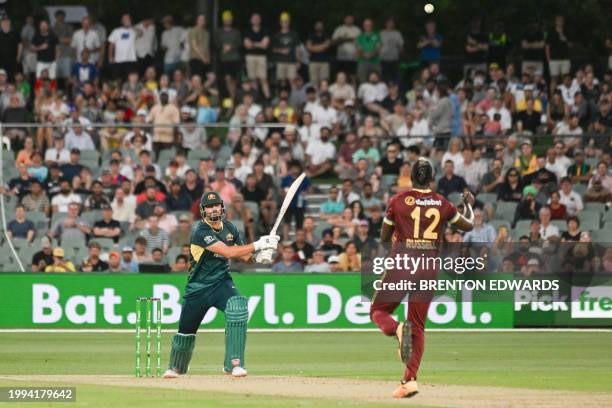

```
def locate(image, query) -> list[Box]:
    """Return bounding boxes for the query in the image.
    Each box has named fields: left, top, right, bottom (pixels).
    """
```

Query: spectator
left=329, top=71, right=356, bottom=105
left=211, top=167, right=237, bottom=205
left=147, top=91, right=180, bottom=154
left=31, top=19, right=58, bottom=79
left=31, top=236, right=54, bottom=272
left=488, top=21, right=510, bottom=68
left=417, top=21, right=442, bottom=65
left=71, top=16, right=101, bottom=66
left=521, top=21, right=545, bottom=74
left=170, top=214, right=192, bottom=248
left=319, top=229, right=343, bottom=260
left=305, top=126, right=336, bottom=178
left=272, top=12, right=300, bottom=84
left=272, top=245, right=303, bottom=272
left=332, top=14, right=361, bottom=81
left=497, top=168, right=523, bottom=202
left=513, top=185, right=541, bottom=227
left=566, top=149, right=591, bottom=185
left=160, top=15, right=183, bottom=76
left=560, top=216, right=581, bottom=242
left=65, top=121, right=95, bottom=151
left=7, top=204, right=35, bottom=242
left=108, top=14, right=137, bottom=79
left=165, top=180, right=192, bottom=211
left=51, top=202, right=91, bottom=243
left=437, top=160, right=468, bottom=197
left=106, top=251, right=123, bottom=272
left=243, top=13, right=270, bottom=99
left=584, top=178, right=612, bottom=203
left=45, top=247, right=76, bottom=272
left=53, top=10, right=74, bottom=82
left=464, top=18, right=488, bottom=76
left=152, top=204, right=178, bottom=235
left=85, top=181, right=111, bottom=210
left=22, top=180, right=50, bottom=214
left=353, top=219, right=379, bottom=258
left=93, top=204, right=121, bottom=242
left=188, top=14, right=210, bottom=78
left=292, top=229, right=315, bottom=264
left=588, top=162, right=612, bottom=191
left=281, top=161, right=312, bottom=239
left=306, top=21, right=331, bottom=87
left=455, top=147, right=487, bottom=192
left=0, top=16, right=21, bottom=80
left=546, top=15, right=571, bottom=85
left=463, top=208, right=497, bottom=243
left=133, top=236, right=152, bottom=264
left=172, top=254, right=189, bottom=272
left=111, top=187, right=137, bottom=225
left=27, top=151, right=48, bottom=183
left=140, top=214, right=170, bottom=253
left=379, top=18, right=403, bottom=83
left=51, top=180, right=82, bottom=213
left=44, top=135, right=70, bottom=165
left=304, top=249, right=331, bottom=273
left=120, top=246, right=139, bottom=272
left=538, top=206, right=560, bottom=242
left=337, top=241, right=361, bottom=272
left=559, top=177, right=584, bottom=216
left=514, top=140, right=537, bottom=176
left=215, top=10, right=241, bottom=99
left=548, top=190, right=567, bottom=219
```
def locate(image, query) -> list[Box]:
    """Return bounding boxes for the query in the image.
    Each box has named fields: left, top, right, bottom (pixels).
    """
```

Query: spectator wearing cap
left=566, top=149, right=591, bottom=185
left=140, top=214, right=169, bottom=253
left=146, top=91, right=179, bottom=155
left=44, top=134, right=70, bottom=165
left=272, top=12, right=300, bottom=83
left=120, top=246, right=139, bottom=272
left=80, top=241, right=109, bottom=272
left=170, top=214, right=193, bottom=248
left=45, top=247, right=76, bottom=272
left=272, top=245, right=303, bottom=272
left=210, top=167, right=237, bottom=204
left=7, top=204, right=35, bottom=243
left=559, top=177, right=583, bottom=217
left=326, top=255, right=342, bottom=272
left=107, top=251, right=124, bottom=272
left=32, top=236, right=54, bottom=272
left=281, top=126, right=305, bottom=161
left=512, top=185, right=541, bottom=227
left=22, top=180, right=50, bottom=214
left=93, top=204, right=121, bottom=242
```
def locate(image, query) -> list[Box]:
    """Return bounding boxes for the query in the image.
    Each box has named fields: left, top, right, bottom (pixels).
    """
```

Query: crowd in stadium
left=0, top=8, right=611, bottom=274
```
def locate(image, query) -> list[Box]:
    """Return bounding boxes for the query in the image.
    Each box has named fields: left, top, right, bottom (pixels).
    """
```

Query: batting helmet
left=412, top=158, right=434, bottom=189
left=200, top=191, right=225, bottom=222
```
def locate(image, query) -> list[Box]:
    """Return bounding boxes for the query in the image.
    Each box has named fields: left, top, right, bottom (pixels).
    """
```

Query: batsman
left=164, top=191, right=279, bottom=378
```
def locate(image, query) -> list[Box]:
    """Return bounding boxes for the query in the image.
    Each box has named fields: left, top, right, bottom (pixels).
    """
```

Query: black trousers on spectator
left=284, top=207, right=305, bottom=230
left=381, top=60, right=400, bottom=84
left=189, top=59, right=211, bottom=78
left=112, top=62, right=138, bottom=80
left=138, top=55, right=155, bottom=75
left=334, top=60, right=357, bottom=77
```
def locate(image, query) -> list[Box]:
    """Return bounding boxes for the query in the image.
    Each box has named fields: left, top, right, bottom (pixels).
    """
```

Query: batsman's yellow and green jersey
left=185, top=219, right=244, bottom=298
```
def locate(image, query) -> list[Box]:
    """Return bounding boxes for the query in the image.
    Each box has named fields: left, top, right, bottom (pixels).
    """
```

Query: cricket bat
left=269, top=172, right=307, bottom=236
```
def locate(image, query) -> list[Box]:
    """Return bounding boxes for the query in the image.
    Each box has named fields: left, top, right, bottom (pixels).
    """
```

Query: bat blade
left=270, top=172, right=306, bottom=236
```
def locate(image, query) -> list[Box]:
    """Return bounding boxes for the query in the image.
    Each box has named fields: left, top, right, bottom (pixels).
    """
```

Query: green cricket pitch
left=0, top=331, right=611, bottom=407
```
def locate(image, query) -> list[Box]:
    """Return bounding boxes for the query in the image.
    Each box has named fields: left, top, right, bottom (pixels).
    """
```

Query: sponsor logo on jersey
left=204, top=235, right=215, bottom=244
left=415, top=198, right=442, bottom=206
left=404, top=196, right=415, bottom=206
left=226, top=233, right=234, bottom=241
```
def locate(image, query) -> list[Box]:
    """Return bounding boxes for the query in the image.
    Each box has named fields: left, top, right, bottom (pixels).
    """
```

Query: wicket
left=135, top=297, right=162, bottom=377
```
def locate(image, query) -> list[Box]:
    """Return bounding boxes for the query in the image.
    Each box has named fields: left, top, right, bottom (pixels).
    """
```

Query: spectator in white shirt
left=331, top=15, right=361, bottom=82
left=303, top=86, right=320, bottom=115
left=357, top=71, right=388, bottom=110
left=108, top=14, right=137, bottom=79
left=545, top=147, right=567, bottom=179
left=538, top=206, right=560, bottom=241
left=487, top=97, right=512, bottom=131
left=310, top=92, right=338, bottom=128
left=44, top=135, right=71, bottom=165
left=588, top=162, right=612, bottom=191
left=455, top=147, right=488, bottom=191
left=65, top=122, right=95, bottom=151
left=51, top=180, right=82, bottom=213
left=329, top=71, right=356, bottom=106
left=553, top=114, right=583, bottom=149
left=133, top=17, right=157, bottom=74
left=306, top=127, right=336, bottom=178
left=111, top=187, right=137, bottom=224
left=397, top=111, right=430, bottom=147
left=441, top=137, right=465, bottom=168
left=559, top=177, right=584, bottom=216
left=71, top=16, right=102, bottom=64
left=298, top=111, right=321, bottom=145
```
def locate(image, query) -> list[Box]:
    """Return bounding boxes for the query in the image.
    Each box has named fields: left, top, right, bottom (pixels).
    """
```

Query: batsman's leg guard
left=168, top=333, right=196, bottom=374
left=224, top=296, right=248, bottom=372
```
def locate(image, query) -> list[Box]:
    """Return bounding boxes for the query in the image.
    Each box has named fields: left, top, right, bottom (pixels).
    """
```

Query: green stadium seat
left=27, top=211, right=48, bottom=225
left=584, top=202, right=606, bottom=214
left=157, top=148, right=177, bottom=163
left=82, top=210, right=103, bottom=225
left=243, top=201, right=260, bottom=223
left=187, top=149, right=211, bottom=161
left=578, top=211, right=601, bottom=229
left=92, top=238, right=116, bottom=252
left=231, top=219, right=245, bottom=238
left=574, top=184, right=587, bottom=195
left=448, top=193, right=462, bottom=206
left=477, top=193, right=497, bottom=204
left=514, top=219, right=533, bottom=234
left=551, top=220, right=567, bottom=232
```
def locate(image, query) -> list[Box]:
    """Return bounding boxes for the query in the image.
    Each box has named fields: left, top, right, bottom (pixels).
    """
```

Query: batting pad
left=168, top=333, right=196, bottom=374
left=224, top=296, right=248, bottom=371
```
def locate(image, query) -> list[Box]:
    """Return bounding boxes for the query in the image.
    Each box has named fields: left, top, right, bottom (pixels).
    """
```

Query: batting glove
left=253, top=235, right=281, bottom=251
left=255, top=248, right=275, bottom=264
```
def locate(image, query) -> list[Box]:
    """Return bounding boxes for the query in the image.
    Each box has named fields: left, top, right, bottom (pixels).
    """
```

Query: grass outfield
left=0, top=331, right=610, bottom=407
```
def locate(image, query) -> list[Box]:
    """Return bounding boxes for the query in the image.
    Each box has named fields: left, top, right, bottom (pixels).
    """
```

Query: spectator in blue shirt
left=463, top=208, right=497, bottom=245
left=71, top=48, right=98, bottom=92
left=320, top=186, right=345, bottom=221
left=417, top=21, right=443, bottom=65
left=272, top=245, right=303, bottom=272
left=7, top=204, right=36, bottom=243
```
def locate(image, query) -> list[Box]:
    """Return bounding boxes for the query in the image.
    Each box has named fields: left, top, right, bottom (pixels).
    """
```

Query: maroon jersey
left=384, top=188, right=459, bottom=249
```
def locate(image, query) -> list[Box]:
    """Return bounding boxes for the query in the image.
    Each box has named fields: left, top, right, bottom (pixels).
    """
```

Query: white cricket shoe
left=163, top=369, right=181, bottom=379
left=231, top=366, right=248, bottom=377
